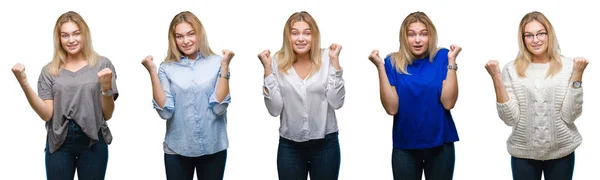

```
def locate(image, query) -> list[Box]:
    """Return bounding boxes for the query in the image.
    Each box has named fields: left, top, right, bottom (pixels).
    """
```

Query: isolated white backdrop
left=0, top=0, right=598, bottom=179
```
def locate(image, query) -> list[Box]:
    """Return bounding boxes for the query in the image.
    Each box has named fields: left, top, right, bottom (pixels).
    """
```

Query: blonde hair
left=514, top=11, right=562, bottom=78
left=389, top=11, right=439, bottom=74
left=165, top=11, right=215, bottom=62
left=275, top=11, right=322, bottom=75
left=46, top=11, right=99, bottom=76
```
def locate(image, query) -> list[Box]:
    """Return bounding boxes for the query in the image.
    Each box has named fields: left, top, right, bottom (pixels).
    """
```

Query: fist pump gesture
left=221, top=49, right=235, bottom=66
left=141, top=55, right=156, bottom=72
left=12, top=63, right=28, bottom=84
left=97, top=68, right=113, bottom=92
left=572, top=57, right=589, bottom=74
left=368, top=50, right=384, bottom=67
left=447, top=44, right=462, bottom=63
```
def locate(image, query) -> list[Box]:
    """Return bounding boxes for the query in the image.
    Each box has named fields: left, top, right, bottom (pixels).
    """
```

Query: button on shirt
left=263, top=48, right=345, bottom=142
left=153, top=54, right=231, bottom=157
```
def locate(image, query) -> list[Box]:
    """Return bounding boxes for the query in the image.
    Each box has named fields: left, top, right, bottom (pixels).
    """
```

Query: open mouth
left=413, top=45, right=423, bottom=51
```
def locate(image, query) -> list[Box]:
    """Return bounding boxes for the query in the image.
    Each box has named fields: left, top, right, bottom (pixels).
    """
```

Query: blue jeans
left=277, top=132, right=341, bottom=180
left=45, top=120, right=108, bottom=180
left=392, top=143, right=455, bottom=180
left=164, top=150, right=227, bottom=180
left=511, top=152, right=575, bottom=180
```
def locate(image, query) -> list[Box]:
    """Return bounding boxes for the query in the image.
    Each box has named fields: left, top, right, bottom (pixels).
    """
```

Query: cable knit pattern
left=496, top=56, right=583, bottom=160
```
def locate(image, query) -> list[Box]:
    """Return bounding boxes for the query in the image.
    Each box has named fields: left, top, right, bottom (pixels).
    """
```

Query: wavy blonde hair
left=165, top=11, right=215, bottom=62
left=514, top=11, right=562, bottom=78
left=46, top=11, right=99, bottom=76
left=275, top=11, right=322, bottom=75
left=389, top=11, right=439, bottom=74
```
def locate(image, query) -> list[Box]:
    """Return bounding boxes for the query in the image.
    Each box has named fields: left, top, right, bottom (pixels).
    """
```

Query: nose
left=183, top=35, right=191, bottom=44
left=68, top=35, right=76, bottom=44
left=415, top=35, right=422, bottom=43
left=298, top=33, right=306, bottom=42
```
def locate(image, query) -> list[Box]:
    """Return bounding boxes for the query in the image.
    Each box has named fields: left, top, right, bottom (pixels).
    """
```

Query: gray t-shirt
left=38, top=56, right=118, bottom=154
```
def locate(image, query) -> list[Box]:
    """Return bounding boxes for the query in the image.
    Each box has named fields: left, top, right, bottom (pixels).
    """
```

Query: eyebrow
left=175, top=30, right=194, bottom=35
left=291, top=28, right=311, bottom=31
left=408, top=29, right=427, bottom=32
left=524, top=29, right=547, bottom=34
left=60, top=30, right=80, bottom=34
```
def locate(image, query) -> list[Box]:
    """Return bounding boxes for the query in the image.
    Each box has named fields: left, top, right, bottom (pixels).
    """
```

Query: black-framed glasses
left=523, top=32, right=548, bottom=41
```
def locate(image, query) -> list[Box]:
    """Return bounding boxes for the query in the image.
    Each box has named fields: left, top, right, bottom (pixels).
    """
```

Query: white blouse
left=263, top=48, right=346, bottom=142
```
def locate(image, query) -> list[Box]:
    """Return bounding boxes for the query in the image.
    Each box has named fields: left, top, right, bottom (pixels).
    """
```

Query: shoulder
left=96, top=56, right=115, bottom=68
left=204, top=54, right=223, bottom=62
left=559, top=55, right=573, bottom=66
left=435, top=47, right=449, bottom=56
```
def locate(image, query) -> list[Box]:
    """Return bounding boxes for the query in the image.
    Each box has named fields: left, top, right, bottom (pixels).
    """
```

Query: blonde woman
left=485, top=11, right=588, bottom=180
left=11, top=11, right=117, bottom=179
left=257, top=11, right=345, bottom=180
left=141, top=11, right=234, bottom=180
left=368, top=11, right=461, bottom=180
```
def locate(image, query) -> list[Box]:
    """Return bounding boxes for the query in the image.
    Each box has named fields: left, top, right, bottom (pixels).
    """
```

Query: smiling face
left=289, top=21, right=312, bottom=56
left=60, top=22, right=83, bottom=56
left=523, top=20, right=548, bottom=57
left=175, top=22, right=198, bottom=59
left=407, top=22, right=429, bottom=59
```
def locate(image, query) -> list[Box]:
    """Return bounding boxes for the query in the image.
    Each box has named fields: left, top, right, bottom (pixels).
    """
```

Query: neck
left=186, top=52, right=198, bottom=61
left=295, top=53, right=310, bottom=64
left=65, top=53, right=85, bottom=63
left=532, top=53, right=550, bottom=63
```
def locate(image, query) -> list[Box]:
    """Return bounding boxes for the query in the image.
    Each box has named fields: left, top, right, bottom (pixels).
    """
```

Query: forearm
left=377, top=65, right=398, bottom=115
left=492, top=74, right=509, bottom=103
left=440, top=69, right=458, bottom=110
left=263, top=66, right=273, bottom=93
left=215, top=64, right=230, bottom=103
left=149, top=70, right=166, bottom=108
left=101, top=95, right=115, bottom=120
left=20, top=81, right=52, bottom=121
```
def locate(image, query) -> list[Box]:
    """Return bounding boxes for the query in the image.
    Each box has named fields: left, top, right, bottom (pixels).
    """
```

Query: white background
left=0, top=0, right=598, bottom=179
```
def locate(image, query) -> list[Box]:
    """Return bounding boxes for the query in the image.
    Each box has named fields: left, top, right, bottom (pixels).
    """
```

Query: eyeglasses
left=523, top=32, right=547, bottom=41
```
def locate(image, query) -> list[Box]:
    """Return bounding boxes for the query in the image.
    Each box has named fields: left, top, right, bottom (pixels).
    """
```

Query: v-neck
left=61, top=64, right=90, bottom=75
left=291, top=66, right=312, bottom=82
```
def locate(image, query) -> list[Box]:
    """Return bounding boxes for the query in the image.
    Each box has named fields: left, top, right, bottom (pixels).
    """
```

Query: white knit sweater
left=496, top=56, right=583, bottom=160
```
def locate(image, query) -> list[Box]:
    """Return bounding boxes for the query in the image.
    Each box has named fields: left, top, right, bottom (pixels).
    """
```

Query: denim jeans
left=45, top=120, right=108, bottom=180
left=277, top=132, right=341, bottom=180
left=392, top=142, right=455, bottom=180
left=164, top=150, right=227, bottom=180
left=511, top=152, right=575, bottom=180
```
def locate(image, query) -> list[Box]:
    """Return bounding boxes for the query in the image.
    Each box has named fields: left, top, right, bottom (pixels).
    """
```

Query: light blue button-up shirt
left=153, top=53, right=231, bottom=157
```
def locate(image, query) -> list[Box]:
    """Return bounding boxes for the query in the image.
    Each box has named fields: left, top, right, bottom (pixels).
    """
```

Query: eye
left=420, top=33, right=428, bottom=36
left=176, top=35, right=183, bottom=39
left=74, top=32, right=81, bottom=36
left=292, top=32, right=299, bottom=36
left=61, top=34, right=68, bottom=38
left=408, top=33, right=415, bottom=37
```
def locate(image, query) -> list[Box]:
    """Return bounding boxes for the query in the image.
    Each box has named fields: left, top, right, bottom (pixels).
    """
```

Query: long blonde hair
left=514, top=11, right=562, bottom=78
left=275, top=11, right=322, bottom=75
left=46, top=11, right=99, bottom=76
left=390, top=11, right=439, bottom=74
left=165, top=11, right=215, bottom=62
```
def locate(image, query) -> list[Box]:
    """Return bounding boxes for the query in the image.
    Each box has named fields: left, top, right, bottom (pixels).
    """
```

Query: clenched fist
left=222, top=49, right=235, bottom=66
left=141, top=55, right=156, bottom=72
left=97, top=68, right=113, bottom=91
left=258, top=49, right=272, bottom=68
left=11, top=63, right=27, bottom=84
left=572, top=57, right=589, bottom=74
left=484, top=60, right=501, bottom=78
left=448, top=44, right=462, bottom=63
left=368, top=50, right=384, bottom=67
left=329, top=43, right=342, bottom=61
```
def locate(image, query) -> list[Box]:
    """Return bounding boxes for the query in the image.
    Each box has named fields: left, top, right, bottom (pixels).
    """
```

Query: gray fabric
left=38, top=56, right=118, bottom=154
